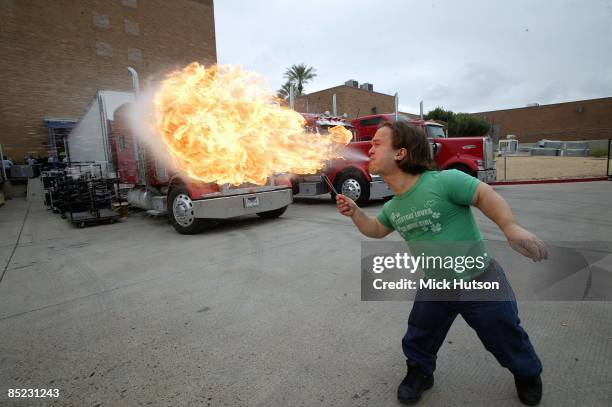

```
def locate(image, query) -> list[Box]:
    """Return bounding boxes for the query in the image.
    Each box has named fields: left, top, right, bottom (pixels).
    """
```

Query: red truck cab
left=352, top=113, right=496, bottom=182
left=290, top=113, right=393, bottom=205
left=110, top=103, right=293, bottom=234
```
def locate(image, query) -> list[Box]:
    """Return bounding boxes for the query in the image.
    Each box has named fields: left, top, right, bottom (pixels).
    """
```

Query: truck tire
left=449, top=164, right=477, bottom=178
left=256, top=205, right=288, bottom=219
left=334, top=171, right=370, bottom=206
left=168, top=186, right=210, bottom=234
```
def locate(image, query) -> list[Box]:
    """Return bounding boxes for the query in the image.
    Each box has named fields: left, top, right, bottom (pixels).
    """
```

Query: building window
left=124, top=19, right=140, bottom=36
left=95, top=41, right=113, bottom=57
left=121, top=0, right=137, bottom=8
left=371, top=106, right=378, bottom=114
left=128, top=48, right=142, bottom=61
left=92, top=12, right=110, bottom=29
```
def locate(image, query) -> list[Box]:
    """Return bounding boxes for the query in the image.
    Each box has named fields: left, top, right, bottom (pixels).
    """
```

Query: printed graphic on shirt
left=390, top=203, right=443, bottom=239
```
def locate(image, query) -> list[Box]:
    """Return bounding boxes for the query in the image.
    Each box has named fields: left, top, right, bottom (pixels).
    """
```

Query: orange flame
left=153, top=62, right=352, bottom=185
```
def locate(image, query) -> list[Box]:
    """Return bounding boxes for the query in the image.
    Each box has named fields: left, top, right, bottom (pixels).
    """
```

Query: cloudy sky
left=214, top=0, right=612, bottom=114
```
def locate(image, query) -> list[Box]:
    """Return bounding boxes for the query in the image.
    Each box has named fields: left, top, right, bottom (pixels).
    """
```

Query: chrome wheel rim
left=341, top=178, right=361, bottom=201
left=173, top=193, right=195, bottom=227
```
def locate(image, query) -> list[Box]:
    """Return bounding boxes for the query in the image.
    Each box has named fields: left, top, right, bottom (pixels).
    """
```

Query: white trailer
left=67, top=90, right=134, bottom=177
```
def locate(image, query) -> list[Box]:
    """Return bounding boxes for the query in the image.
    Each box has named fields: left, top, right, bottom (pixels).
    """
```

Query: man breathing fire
left=336, top=121, right=547, bottom=405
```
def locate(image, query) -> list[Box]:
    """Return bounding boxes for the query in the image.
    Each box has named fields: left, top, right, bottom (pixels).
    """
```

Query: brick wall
left=295, top=85, right=396, bottom=119
left=473, top=97, right=612, bottom=144
left=0, top=0, right=216, bottom=161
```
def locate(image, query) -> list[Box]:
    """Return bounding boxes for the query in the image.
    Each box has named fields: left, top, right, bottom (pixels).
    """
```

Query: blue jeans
left=402, top=260, right=543, bottom=378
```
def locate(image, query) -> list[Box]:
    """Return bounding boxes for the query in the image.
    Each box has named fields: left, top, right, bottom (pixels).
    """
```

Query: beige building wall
left=295, top=85, right=396, bottom=119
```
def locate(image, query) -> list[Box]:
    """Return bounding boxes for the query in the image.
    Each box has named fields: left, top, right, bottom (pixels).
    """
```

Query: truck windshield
left=426, top=125, right=446, bottom=138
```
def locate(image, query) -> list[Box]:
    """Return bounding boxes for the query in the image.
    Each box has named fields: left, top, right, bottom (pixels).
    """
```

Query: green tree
left=425, top=106, right=454, bottom=123
left=448, top=113, right=490, bottom=137
left=283, top=63, right=317, bottom=96
left=276, top=81, right=293, bottom=100
left=426, top=107, right=490, bottom=137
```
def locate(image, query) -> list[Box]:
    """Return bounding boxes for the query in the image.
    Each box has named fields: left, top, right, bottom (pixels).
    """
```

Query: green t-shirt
left=377, top=170, right=489, bottom=280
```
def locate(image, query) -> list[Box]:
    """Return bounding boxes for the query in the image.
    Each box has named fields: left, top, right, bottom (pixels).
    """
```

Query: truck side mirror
left=430, top=142, right=442, bottom=157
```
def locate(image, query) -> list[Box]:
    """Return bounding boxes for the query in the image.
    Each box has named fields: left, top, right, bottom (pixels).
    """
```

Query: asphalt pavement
left=0, top=181, right=611, bottom=406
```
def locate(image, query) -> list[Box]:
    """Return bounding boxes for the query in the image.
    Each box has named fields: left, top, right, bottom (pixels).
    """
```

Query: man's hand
left=335, top=194, right=392, bottom=238
left=503, top=223, right=548, bottom=262
left=473, top=183, right=548, bottom=262
left=336, top=194, right=357, bottom=217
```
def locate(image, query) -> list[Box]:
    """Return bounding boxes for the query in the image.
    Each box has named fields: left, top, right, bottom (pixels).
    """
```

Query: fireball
left=153, top=62, right=352, bottom=185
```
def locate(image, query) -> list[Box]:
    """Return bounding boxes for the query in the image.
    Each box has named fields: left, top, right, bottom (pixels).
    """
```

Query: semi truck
left=352, top=113, right=497, bottom=181
left=290, top=113, right=392, bottom=206
left=67, top=91, right=293, bottom=234
left=290, top=112, right=496, bottom=206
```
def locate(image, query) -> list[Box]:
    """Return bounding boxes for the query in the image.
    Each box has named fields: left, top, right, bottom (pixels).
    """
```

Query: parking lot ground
left=1, top=181, right=611, bottom=406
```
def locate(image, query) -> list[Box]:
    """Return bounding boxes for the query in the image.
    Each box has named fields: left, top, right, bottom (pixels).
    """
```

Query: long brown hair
left=378, top=121, right=437, bottom=174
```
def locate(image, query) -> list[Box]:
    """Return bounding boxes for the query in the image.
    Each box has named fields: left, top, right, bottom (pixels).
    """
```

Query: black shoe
left=397, top=360, right=434, bottom=405
left=514, top=375, right=542, bottom=406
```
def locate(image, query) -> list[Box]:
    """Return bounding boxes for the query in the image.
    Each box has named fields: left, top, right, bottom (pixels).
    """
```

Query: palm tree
left=284, top=64, right=317, bottom=96
left=276, top=81, right=293, bottom=100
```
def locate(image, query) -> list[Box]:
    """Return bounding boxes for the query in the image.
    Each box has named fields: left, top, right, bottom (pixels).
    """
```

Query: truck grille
left=201, top=178, right=288, bottom=198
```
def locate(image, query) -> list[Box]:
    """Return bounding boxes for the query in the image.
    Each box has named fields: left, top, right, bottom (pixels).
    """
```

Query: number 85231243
left=8, top=388, right=60, bottom=398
